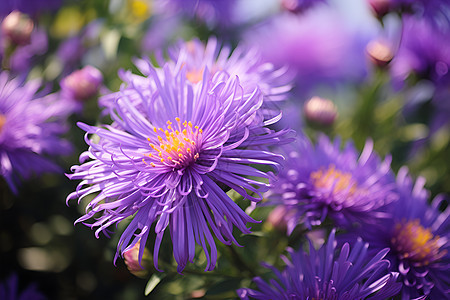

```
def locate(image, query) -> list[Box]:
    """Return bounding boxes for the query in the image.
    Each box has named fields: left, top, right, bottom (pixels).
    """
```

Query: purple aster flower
left=66, top=58, right=291, bottom=272
left=346, top=167, right=450, bottom=299
left=0, top=273, right=46, bottom=300
left=237, top=229, right=402, bottom=299
left=159, top=0, right=238, bottom=28
left=108, top=37, right=291, bottom=119
left=266, top=134, right=397, bottom=232
left=368, top=0, right=450, bottom=26
left=390, top=16, right=450, bottom=138
left=0, top=0, right=61, bottom=17
left=391, top=16, right=450, bottom=90
left=0, top=72, right=72, bottom=194
left=244, top=7, right=372, bottom=96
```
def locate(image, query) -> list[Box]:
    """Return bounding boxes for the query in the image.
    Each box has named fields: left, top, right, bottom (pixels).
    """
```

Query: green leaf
left=144, top=273, right=165, bottom=296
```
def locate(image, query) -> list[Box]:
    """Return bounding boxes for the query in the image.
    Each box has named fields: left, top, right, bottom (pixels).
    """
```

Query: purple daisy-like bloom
left=237, top=229, right=402, bottom=299
left=0, top=72, right=72, bottom=194
left=347, top=167, right=450, bottom=299
left=160, top=0, right=237, bottom=28
left=391, top=16, right=450, bottom=90
left=105, top=38, right=292, bottom=119
left=0, top=0, right=61, bottom=17
left=67, top=58, right=291, bottom=272
left=266, top=134, right=397, bottom=232
left=245, top=6, right=372, bottom=96
left=0, top=273, right=46, bottom=300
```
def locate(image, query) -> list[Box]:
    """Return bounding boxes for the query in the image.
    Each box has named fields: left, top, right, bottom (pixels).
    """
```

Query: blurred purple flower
left=67, top=58, right=291, bottom=272
left=266, top=134, right=397, bottom=232
left=346, top=167, right=450, bottom=299
left=56, top=20, right=103, bottom=76
left=0, top=0, right=61, bottom=17
left=8, top=27, right=47, bottom=72
left=245, top=7, right=371, bottom=96
left=161, top=0, right=238, bottom=28
left=369, top=0, right=450, bottom=26
left=0, top=72, right=71, bottom=194
left=391, top=16, right=450, bottom=89
left=0, top=11, right=47, bottom=73
left=391, top=16, right=450, bottom=136
left=237, top=229, right=402, bottom=299
left=0, top=273, right=46, bottom=300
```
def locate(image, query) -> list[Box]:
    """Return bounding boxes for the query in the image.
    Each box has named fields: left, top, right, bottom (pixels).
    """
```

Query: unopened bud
left=368, top=0, right=391, bottom=19
left=267, top=205, right=289, bottom=232
left=61, top=65, right=103, bottom=101
left=123, top=241, right=152, bottom=278
left=281, top=0, right=324, bottom=13
left=1, top=11, right=34, bottom=46
left=304, top=96, right=338, bottom=127
left=366, top=39, right=393, bottom=67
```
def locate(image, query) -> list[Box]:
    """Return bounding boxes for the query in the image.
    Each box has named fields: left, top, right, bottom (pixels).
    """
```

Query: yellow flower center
left=144, top=117, right=202, bottom=169
left=186, top=69, right=204, bottom=84
left=310, top=164, right=357, bottom=195
left=391, top=220, right=444, bottom=266
left=0, top=114, right=6, bottom=133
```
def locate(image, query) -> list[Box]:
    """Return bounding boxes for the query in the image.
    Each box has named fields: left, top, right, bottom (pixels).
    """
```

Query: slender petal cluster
left=266, top=134, right=397, bottom=232
left=348, top=167, right=450, bottom=299
left=67, top=57, right=291, bottom=272
left=0, top=72, right=72, bottom=194
left=108, top=38, right=292, bottom=119
left=237, top=229, right=402, bottom=299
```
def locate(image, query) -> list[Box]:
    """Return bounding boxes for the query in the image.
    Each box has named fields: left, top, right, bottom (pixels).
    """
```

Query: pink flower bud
left=1, top=11, right=34, bottom=46
left=368, top=0, right=391, bottom=19
left=303, top=96, right=338, bottom=127
left=366, top=39, right=394, bottom=67
left=123, top=241, right=152, bottom=278
left=61, top=65, right=103, bottom=101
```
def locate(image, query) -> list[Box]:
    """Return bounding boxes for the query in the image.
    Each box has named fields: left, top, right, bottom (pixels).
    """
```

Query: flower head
left=0, top=72, right=72, bottom=194
left=0, top=273, right=46, bottom=300
left=266, top=134, right=397, bottom=232
left=245, top=7, right=371, bottom=96
left=161, top=0, right=238, bottom=28
left=237, top=229, right=402, bottom=299
left=125, top=38, right=291, bottom=119
left=67, top=58, right=291, bottom=272
left=347, top=167, right=450, bottom=299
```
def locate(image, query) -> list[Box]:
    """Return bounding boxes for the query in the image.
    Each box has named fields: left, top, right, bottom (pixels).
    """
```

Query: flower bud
left=267, top=205, right=289, bottom=232
left=366, top=39, right=393, bottom=67
left=1, top=11, right=34, bottom=46
left=60, top=65, right=103, bottom=101
left=123, top=241, right=152, bottom=278
left=303, top=96, right=338, bottom=127
left=368, top=0, right=391, bottom=19
left=281, top=0, right=325, bottom=13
